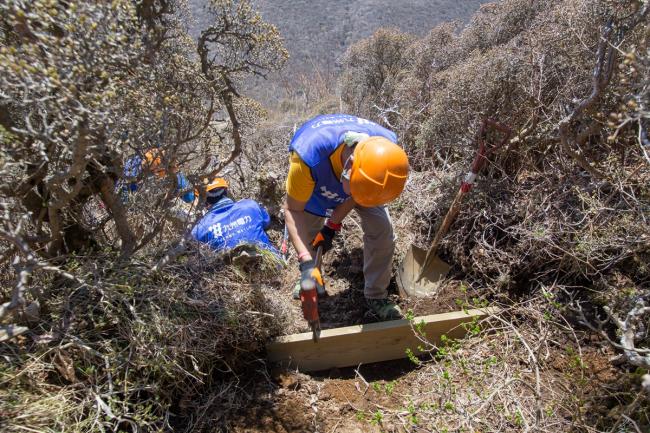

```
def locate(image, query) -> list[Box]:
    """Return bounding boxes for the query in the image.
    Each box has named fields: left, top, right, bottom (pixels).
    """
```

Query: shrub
left=0, top=0, right=287, bottom=323
left=340, top=0, right=650, bottom=368
left=0, top=0, right=292, bottom=430
left=0, top=247, right=292, bottom=431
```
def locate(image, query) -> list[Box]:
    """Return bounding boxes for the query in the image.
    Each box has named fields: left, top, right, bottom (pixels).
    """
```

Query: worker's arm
left=285, top=152, right=317, bottom=262
left=284, top=196, right=314, bottom=262
left=308, top=197, right=356, bottom=254
left=328, top=197, right=356, bottom=225
left=284, top=196, right=357, bottom=261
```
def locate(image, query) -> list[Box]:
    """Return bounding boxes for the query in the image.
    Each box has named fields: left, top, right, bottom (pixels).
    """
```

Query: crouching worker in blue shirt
left=191, top=177, right=281, bottom=263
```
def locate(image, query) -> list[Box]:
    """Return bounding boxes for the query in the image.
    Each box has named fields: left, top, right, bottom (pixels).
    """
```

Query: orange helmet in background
left=206, top=177, right=229, bottom=192
left=349, top=136, right=409, bottom=207
left=205, top=177, right=229, bottom=202
left=143, top=149, right=166, bottom=178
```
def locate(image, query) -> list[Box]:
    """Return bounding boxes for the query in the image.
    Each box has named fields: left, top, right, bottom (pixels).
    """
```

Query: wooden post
left=267, top=307, right=496, bottom=371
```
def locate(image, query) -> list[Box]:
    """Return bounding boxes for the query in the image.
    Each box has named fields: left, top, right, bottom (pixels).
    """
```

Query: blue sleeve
left=176, top=173, right=195, bottom=203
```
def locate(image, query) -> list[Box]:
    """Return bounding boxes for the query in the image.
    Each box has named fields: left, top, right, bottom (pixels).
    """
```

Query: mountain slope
left=187, top=0, right=490, bottom=102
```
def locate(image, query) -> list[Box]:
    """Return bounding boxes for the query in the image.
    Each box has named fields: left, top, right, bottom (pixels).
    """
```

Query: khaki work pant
left=301, top=206, right=395, bottom=299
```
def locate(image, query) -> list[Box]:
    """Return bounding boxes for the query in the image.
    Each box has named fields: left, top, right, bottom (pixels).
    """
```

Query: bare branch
left=558, top=20, right=615, bottom=179
left=98, top=176, right=136, bottom=257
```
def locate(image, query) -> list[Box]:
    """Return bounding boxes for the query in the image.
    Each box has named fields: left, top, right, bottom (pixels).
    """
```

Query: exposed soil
left=278, top=215, right=475, bottom=334
left=226, top=328, right=630, bottom=433
left=228, top=358, right=420, bottom=433
left=229, top=396, right=314, bottom=433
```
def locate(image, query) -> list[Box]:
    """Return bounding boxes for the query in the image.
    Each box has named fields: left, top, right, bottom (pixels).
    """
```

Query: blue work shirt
left=289, top=114, right=397, bottom=216
left=121, top=155, right=194, bottom=203
left=191, top=198, right=280, bottom=256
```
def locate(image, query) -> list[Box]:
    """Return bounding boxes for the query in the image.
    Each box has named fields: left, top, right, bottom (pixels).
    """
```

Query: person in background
left=121, top=148, right=195, bottom=204
left=191, top=177, right=280, bottom=258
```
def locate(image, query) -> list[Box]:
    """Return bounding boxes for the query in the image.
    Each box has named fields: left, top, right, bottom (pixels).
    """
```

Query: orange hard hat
left=143, top=149, right=166, bottom=177
left=206, top=177, right=229, bottom=192
left=349, top=136, right=409, bottom=207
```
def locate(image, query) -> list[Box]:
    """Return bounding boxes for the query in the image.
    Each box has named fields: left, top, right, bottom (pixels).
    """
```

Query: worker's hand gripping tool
left=299, top=246, right=324, bottom=342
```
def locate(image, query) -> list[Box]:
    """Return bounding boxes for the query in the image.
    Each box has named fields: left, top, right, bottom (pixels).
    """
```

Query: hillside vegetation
left=339, top=0, right=649, bottom=365
left=188, top=0, right=490, bottom=103
left=1, top=0, right=649, bottom=432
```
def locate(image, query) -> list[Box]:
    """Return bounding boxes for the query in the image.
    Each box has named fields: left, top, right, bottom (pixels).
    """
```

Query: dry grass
left=0, top=245, right=296, bottom=432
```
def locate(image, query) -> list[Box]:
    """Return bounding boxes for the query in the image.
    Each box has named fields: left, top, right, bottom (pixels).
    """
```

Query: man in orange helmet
left=284, top=114, right=409, bottom=321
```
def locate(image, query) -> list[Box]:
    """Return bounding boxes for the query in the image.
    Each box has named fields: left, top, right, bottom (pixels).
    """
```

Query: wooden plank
left=267, top=307, right=497, bottom=372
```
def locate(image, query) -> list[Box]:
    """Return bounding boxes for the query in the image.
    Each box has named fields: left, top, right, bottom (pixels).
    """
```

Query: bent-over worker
left=284, top=114, right=409, bottom=321
left=192, top=177, right=280, bottom=258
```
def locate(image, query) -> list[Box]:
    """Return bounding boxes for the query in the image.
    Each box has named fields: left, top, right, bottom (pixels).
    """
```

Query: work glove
left=343, top=131, right=369, bottom=147
left=299, top=259, right=325, bottom=295
left=310, top=220, right=341, bottom=254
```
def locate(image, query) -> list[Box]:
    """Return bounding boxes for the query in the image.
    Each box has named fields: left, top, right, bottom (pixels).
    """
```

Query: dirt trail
left=229, top=358, right=420, bottom=433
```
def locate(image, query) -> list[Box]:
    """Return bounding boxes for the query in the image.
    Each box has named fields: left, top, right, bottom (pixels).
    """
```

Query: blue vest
left=191, top=198, right=280, bottom=256
left=289, top=114, right=397, bottom=216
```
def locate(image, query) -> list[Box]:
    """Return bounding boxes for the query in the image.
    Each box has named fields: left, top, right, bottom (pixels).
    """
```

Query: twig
left=354, top=364, right=370, bottom=396
left=558, top=19, right=615, bottom=180
left=608, top=377, right=649, bottom=433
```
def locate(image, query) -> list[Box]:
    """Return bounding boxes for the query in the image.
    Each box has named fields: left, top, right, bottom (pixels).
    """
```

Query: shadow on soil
left=309, top=357, right=420, bottom=381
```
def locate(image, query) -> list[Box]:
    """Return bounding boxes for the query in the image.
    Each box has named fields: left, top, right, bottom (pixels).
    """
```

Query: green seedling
left=370, top=409, right=383, bottom=425
left=415, top=319, right=427, bottom=336
left=407, top=401, right=418, bottom=425
left=405, top=348, right=420, bottom=365
left=514, top=410, right=524, bottom=426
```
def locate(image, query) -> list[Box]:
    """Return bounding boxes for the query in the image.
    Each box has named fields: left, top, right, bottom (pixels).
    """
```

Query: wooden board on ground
left=267, top=307, right=497, bottom=371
